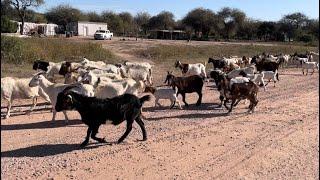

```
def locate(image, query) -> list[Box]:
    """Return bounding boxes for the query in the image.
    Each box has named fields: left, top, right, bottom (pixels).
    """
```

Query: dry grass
left=135, top=44, right=318, bottom=64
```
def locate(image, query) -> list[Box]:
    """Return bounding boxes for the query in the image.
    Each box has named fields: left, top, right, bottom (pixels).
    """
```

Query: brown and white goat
left=220, top=76, right=259, bottom=115
left=164, top=71, right=203, bottom=107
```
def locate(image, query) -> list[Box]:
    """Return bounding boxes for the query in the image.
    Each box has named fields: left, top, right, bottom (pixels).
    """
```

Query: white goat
left=45, top=61, right=65, bottom=82
left=227, top=65, right=256, bottom=79
left=94, top=78, right=145, bottom=99
left=29, top=73, right=95, bottom=123
left=119, top=66, right=153, bottom=85
left=229, top=77, right=250, bottom=88
left=81, top=57, right=106, bottom=68
left=175, top=60, right=207, bottom=78
left=79, top=71, right=122, bottom=85
left=1, top=77, right=50, bottom=119
left=124, top=61, right=153, bottom=70
left=239, top=71, right=266, bottom=91
left=144, top=86, right=182, bottom=109
left=261, top=70, right=278, bottom=87
left=301, top=61, right=318, bottom=75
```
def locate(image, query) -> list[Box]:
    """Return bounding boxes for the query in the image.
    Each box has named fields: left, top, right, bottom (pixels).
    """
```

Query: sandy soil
left=1, top=67, right=319, bottom=179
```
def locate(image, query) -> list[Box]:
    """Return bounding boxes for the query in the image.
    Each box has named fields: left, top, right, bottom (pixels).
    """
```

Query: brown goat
left=220, top=77, right=259, bottom=114
left=164, top=71, right=203, bottom=107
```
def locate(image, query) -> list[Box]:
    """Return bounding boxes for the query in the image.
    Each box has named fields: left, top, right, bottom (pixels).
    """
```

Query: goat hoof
left=98, top=138, right=107, bottom=143
left=80, top=141, right=89, bottom=148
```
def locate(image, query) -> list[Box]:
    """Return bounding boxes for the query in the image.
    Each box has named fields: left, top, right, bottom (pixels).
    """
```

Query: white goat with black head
left=174, top=60, right=207, bottom=79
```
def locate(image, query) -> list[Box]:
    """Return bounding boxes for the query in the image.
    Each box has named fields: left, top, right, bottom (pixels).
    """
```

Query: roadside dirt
left=1, top=68, right=319, bottom=179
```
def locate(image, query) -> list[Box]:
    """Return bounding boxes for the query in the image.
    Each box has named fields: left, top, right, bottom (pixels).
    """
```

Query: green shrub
left=1, top=16, right=18, bottom=33
left=1, top=36, right=118, bottom=65
left=298, top=34, right=314, bottom=43
left=1, top=36, right=24, bottom=64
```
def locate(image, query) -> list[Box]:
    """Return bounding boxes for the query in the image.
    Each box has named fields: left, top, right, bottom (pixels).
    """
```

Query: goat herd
left=1, top=51, right=318, bottom=147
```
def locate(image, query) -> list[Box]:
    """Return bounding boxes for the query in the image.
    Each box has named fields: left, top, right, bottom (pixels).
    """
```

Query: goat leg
left=223, top=99, right=229, bottom=110
left=27, top=97, right=38, bottom=115
left=233, top=99, right=242, bottom=107
left=182, top=93, right=189, bottom=107
left=117, top=121, right=133, bottom=144
left=91, top=126, right=107, bottom=143
left=196, top=92, right=202, bottom=106
left=218, top=95, right=224, bottom=108
left=80, top=127, right=92, bottom=147
left=227, top=98, right=236, bottom=115
left=5, top=99, right=12, bottom=119
left=135, top=116, right=147, bottom=141
left=170, top=100, right=176, bottom=109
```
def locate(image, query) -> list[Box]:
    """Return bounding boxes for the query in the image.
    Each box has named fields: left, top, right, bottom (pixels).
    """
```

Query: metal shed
left=67, top=21, right=108, bottom=36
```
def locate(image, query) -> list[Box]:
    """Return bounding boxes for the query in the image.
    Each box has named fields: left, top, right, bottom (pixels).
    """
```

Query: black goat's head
left=208, top=57, right=215, bottom=64
left=33, top=60, right=40, bottom=70
left=164, top=71, right=174, bottom=85
left=59, top=62, right=72, bottom=76
left=55, top=85, right=80, bottom=112
left=174, top=60, right=181, bottom=68
left=55, top=91, right=75, bottom=112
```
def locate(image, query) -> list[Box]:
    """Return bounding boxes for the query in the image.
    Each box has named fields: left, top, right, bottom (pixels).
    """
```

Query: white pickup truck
left=94, top=30, right=113, bottom=40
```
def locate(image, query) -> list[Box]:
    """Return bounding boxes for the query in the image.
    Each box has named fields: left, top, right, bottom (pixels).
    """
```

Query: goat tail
left=139, top=95, right=151, bottom=105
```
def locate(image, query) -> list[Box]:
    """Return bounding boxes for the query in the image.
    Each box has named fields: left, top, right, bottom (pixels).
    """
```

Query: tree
left=182, top=8, right=217, bottom=38
left=237, top=19, right=259, bottom=40
left=257, top=21, right=277, bottom=41
left=101, top=11, right=123, bottom=35
left=45, top=4, right=84, bottom=31
left=8, top=0, right=44, bottom=34
left=147, top=11, right=175, bottom=30
left=119, top=12, right=134, bottom=36
left=1, top=15, right=18, bottom=33
left=86, top=11, right=103, bottom=22
left=134, top=12, right=150, bottom=35
left=217, top=7, right=246, bottom=39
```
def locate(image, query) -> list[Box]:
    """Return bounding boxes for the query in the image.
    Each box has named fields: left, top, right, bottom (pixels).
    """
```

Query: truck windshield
left=96, top=30, right=106, bottom=33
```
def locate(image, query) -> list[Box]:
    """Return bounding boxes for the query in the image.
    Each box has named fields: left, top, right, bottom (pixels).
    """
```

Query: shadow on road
left=144, top=102, right=220, bottom=112
left=1, top=119, right=83, bottom=131
left=1, top=143, right=104, bottom=157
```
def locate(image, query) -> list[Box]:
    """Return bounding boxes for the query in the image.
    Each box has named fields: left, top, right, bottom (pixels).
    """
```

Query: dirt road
left=1, top=68, right=318, bottom=179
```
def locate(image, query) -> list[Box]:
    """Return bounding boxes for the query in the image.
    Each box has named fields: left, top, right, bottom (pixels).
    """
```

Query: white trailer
left=67, top=21, right=108, bottom=36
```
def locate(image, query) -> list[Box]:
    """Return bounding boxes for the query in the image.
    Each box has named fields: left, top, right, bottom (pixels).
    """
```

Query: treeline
left=1, top=1, right=319, bottom=42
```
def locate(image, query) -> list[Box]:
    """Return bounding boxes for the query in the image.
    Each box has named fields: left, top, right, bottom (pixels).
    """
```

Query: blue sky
left=33, top=0, right=319, bottom=21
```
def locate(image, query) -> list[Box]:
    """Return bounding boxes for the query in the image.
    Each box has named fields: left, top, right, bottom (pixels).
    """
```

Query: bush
left=1, top=35, right=118, bottom=65
left=1, top=16, right=18, bottom=33
left=298, top=34, right=314, bottom=43
left=1, top=36, right=24, bottom=64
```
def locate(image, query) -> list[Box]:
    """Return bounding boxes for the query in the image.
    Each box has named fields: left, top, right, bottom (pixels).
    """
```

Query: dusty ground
left=1, top=67, right=319, bottom=179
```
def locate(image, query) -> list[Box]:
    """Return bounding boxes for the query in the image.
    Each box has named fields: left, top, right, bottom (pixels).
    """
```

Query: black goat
left=255, top=60, right=281, bottom=74
left=209, top=70, right=228, bottom=107
left=208, top=58, right=227, bottom=70
left=55, top=88, right=151, bottom=147
left=33, top=60, right=50, bottom=71
left=164, top=71, right=203, bottom=107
